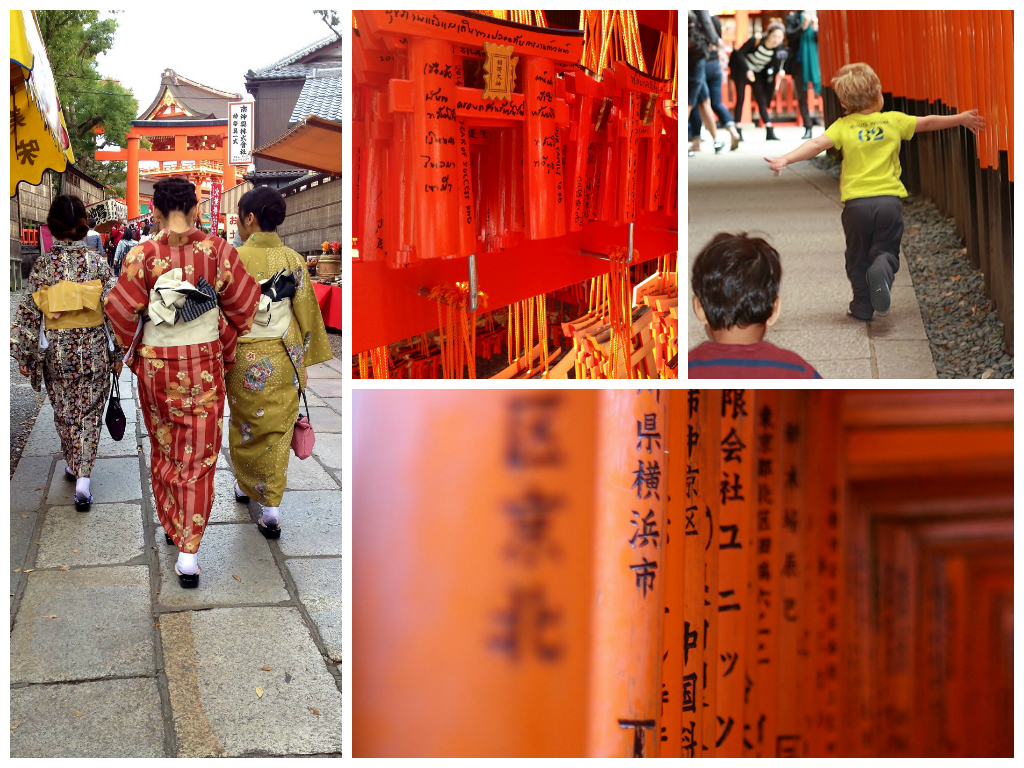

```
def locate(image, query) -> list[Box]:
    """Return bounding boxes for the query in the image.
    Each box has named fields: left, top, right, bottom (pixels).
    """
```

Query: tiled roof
left=289, top=73, right=343, bottom=123
left=247, top=35, right=342, bottom=81
left=138, top=69, right=240, bottom=120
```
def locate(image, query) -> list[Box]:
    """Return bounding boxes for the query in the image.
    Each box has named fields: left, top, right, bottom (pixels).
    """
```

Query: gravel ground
left=10, top=289, right=47, bottom=476
left=327, top=329, right=343, bottom=364
left=812, top=156, right=1012, bottom=379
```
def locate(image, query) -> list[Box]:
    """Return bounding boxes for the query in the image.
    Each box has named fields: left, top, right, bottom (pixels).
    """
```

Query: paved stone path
left=10, top=357, right=344, bottom=757
left=688, top=124, right=937, bottom=378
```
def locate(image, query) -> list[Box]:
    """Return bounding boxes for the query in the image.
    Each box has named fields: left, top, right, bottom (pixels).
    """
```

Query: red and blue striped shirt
left=688, top=341, right=822, bottom=379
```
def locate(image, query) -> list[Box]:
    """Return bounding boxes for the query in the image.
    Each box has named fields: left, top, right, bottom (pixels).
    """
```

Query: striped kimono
left=104, top=228, right=260, bottom=553
left=226, top=232, right=333, bottom=507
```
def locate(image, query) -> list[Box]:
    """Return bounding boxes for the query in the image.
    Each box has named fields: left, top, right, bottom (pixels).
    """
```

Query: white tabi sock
left=176, top=552, right=199, bottom=575
left=261, top=506, right=280, bottom=526
left=75, top=477, right=91, bottom=501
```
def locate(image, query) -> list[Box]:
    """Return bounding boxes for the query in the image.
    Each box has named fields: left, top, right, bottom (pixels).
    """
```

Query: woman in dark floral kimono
left=104, top=177, right=261, bottom=588
left=11, top=195, right=121, bottom=511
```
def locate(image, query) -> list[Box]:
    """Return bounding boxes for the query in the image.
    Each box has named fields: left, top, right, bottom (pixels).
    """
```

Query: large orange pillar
left=127, top=134, right=140, bottom=219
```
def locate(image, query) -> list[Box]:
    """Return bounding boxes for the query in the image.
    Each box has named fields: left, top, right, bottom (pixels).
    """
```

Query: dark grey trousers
left=840, top=195, right=903, bottom=319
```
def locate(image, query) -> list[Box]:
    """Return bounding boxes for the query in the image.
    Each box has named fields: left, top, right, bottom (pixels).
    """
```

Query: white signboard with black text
left=229, top=101, right=254, bottom=166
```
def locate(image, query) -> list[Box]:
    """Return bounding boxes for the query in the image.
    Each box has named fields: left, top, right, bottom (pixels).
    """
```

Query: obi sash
left=32, top=280, right=105, bottom=330
left=243, top=269, right=296, bottom=341
left=141, top=268, right=220, bottom=347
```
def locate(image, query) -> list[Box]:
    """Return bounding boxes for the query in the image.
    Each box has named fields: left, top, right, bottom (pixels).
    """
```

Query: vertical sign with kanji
left=808, top=391, right=840, bottom=757
left=229, top=101, right=254, bottom=166
left=748, top=391, right=782, bottom=756
left=681, top=389, right=715, bottom=758
left=353, top=391, right=597, bottom=756
left=715, top=389, right=753, bottom=756
left=775, top=391, right=807, bottom=757
left=701, top=391, right=723, bottom=756
left=659, top=391, right=687, bottom=756
left=588, top=390, right=667, bottom=757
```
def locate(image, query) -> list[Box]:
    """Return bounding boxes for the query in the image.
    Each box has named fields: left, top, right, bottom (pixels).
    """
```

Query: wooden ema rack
left=352, top=10, right=678, bottom=353
left=353, top=390, right=1013, bottom=757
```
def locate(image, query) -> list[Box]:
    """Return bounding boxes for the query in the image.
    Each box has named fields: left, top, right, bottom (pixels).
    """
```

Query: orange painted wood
left=774, top=391, right=807, bottom=756
left=699, top=390, right=722, bottom=757
left=714, top=389, right=754, bottom=756
left=587, top=389, right=666, bottom=757
left=681, top=389, right=713, bottom=758
left=658, top=391, right=686, bottom=756
left=353, top=390, right=598, bottom=756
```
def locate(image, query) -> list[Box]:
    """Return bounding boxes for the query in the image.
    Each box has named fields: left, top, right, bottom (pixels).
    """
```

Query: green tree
left=35, top=10, right=139, bottom=196
left=315, top=10, right=341, bottom=39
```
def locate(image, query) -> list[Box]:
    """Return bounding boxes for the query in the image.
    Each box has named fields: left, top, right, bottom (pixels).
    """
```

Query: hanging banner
left=210, top=180, right=222, bottom=233
left=229, top=101, right=254, bottom=165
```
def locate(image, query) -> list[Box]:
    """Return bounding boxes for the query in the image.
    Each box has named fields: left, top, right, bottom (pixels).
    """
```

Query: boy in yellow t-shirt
left=765, top=63, right=985, bottom=320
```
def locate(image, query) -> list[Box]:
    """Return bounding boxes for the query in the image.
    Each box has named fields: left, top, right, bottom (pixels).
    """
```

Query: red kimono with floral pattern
left=104, top=228, right=260, bottom=553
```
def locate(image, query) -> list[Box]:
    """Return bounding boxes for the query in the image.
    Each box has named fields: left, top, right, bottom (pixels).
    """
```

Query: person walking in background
left=226, top=186, right=333, bottom=540
left=785, top=10, right=821, bottom=139
left=11, top=195, right=122, bottom=511
left=688, top=13, right=742, bottom=152
left=113, top=226, right=140, bottom=277
left=688, top=10, right=723, bottom=156
left=139, top=223, right=153, bottom=243
left=730, top=22, right=788, bottom=140
left=103, top=177, right=261, bottom=588
left=84, top=217, right=103, bottom=253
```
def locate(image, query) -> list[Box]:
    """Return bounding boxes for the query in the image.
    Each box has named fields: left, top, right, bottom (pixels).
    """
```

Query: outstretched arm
left=916, top=110, right=985, bottom=135
left=765, top=134, right=835, bottom=175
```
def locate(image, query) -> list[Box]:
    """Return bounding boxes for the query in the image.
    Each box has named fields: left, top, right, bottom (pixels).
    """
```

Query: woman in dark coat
left=730, top=22, right=788, bottom=140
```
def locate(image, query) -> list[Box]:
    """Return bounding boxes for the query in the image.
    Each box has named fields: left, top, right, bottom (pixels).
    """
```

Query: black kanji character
left=629, top=557, right=657, bottom=598
left=720, top=473, right=744, bottom=504
left=716, top=716, right=736, bottom=747
left=628, top=510, right=660, bottom=549
left=720, top=524, right=742, bottom=550
left=722, top=390, right=747, bottom=419
left=637, top=413, right=662, bottom=453
left=502, top=488, right=563, bottom=564
left=781, top=552, right=798, bottom=577
left=618, top=719, right=656, bottom=758
left=632, top=460, right=661, bottom=500
left=720, top=427, right=746, bottom=463
left=720, top=651, right=739, bottom=676
left=489, top=586, right=563, bottom=661
left=718, top=589, right=740, bottom=612
left=507, top=395, right=562, bottom=467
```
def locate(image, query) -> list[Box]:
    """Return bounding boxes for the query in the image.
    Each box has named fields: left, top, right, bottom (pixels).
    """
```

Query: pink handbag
left=291, top=390, right=315, bottom=459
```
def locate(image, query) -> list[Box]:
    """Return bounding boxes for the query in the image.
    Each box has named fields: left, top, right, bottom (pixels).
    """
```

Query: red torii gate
left=96, top=69, right=240, bottom=220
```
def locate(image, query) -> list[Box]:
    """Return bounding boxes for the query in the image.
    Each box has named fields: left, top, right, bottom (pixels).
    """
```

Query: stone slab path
left=10, top=357, right=344, bottom=757
left=687, top=124, right=937, bottom=378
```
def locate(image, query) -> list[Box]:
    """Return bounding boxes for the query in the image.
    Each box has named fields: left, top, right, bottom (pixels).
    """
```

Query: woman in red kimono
left=104, top=177, right=261, bottom=588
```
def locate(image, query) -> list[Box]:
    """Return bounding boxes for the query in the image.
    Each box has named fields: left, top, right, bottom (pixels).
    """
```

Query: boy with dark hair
left=689, top=232, right=821, bottom=378
left=765, top=62, right=985, bottom=320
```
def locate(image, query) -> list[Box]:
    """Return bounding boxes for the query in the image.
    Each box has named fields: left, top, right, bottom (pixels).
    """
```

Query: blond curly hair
left=832, top=63, right=882, bottom=113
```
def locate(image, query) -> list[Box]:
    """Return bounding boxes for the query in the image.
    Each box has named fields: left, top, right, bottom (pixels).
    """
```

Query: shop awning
left=251, top=115, right=342, bottom=176
left=10, top=10, right=75, bottom=197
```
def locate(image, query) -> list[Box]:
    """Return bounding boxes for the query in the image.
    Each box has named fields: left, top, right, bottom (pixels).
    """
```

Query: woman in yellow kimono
left=227, top=186, right=332, bottom=537
left=11, top=195, right=121, bottom=511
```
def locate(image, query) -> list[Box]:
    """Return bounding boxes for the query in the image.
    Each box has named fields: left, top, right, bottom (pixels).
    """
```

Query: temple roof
left=289, top=69, right=343, bottom=123
left=246, top=34, right=342, bottom=81
left=137, top=69, right=241, bottom=121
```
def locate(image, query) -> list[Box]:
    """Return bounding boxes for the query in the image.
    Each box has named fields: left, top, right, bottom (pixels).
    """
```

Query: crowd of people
left=687, top=10, right=822, bottom=155
left=11, top=178, right=332, bottom=587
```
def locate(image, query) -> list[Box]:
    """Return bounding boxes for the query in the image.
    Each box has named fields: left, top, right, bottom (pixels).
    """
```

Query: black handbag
left=105, top=371, right=126, bottom=441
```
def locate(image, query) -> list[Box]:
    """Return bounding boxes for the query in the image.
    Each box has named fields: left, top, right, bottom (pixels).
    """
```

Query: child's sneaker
left=866, top=263, right=891, bottom=315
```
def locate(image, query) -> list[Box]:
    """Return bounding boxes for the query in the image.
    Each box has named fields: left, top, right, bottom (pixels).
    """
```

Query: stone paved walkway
left=688, top=124, right=937, bottom=378
left=10, top=357, right=344, bottom=757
